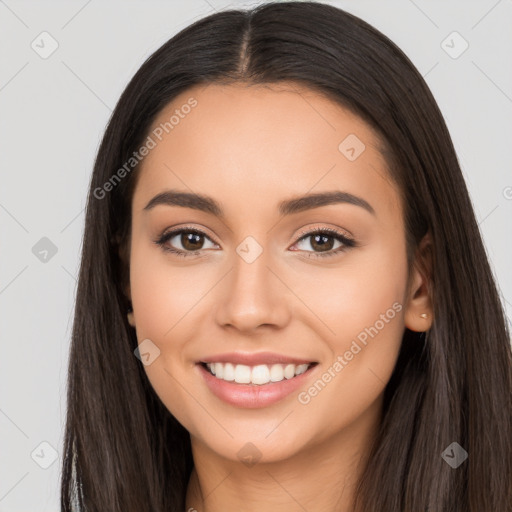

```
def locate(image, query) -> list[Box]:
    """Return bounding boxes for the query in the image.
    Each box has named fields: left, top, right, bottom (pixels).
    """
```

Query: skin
left=123, top=82, right=433, bottom=512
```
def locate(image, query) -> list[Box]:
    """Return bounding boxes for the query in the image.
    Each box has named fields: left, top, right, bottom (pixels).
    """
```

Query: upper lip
left=198, top=352, right=317, bottom=366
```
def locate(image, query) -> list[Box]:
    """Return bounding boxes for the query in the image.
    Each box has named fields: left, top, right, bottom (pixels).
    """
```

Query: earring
left=420, top=313, right=428, bottom=319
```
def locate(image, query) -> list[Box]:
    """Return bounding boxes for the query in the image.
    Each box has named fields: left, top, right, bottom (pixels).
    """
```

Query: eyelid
left=159, top=224, right=220, bottom=245
left=293, top=224, right=353, bottom=242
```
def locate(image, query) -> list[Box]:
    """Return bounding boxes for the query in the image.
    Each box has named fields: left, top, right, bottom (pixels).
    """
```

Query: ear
left=114, top=232, right=134, bottom=326
left=127, top=309, right=136, bottom=328
left=404, top=231, right=434, bottom=332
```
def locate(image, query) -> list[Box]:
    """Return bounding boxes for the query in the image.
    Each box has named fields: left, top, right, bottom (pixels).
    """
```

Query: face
left=125, top=82, right=421, bottom=464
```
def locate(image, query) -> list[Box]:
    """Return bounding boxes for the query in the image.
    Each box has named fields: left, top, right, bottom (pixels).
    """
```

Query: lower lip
left=197, top=363, right=317, bottom=409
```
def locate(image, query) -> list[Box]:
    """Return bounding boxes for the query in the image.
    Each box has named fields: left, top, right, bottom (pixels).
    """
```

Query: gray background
left=1, top=0, right=511, bottom=510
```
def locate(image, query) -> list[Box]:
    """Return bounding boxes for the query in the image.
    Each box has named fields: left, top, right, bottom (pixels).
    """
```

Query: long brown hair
left=61, top=2, right=512, bottom=510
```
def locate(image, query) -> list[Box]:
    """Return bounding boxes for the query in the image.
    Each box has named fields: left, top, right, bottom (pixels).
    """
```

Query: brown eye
left=308, top=233, right=335, bottom=252
left=154, top=228, right=218, bottom=257
left=292, top=228, right=356, bottom=259
left=180, top=232, right=205, bottom=251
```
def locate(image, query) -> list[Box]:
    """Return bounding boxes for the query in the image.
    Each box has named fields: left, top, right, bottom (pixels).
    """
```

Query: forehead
left=132, top=82, right=401, bottom=223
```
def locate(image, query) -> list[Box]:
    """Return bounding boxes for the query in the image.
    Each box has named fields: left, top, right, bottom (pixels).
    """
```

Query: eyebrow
left=143, top=189, right=376, bottom=217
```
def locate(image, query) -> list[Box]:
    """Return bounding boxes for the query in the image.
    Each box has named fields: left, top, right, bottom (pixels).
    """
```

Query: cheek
left=292, top=240, right=408, bottom=428
left=128, top=241, right=204, bottom=432
left=129, top=247, right=175, bottom=341
left=290, top=237, right=408, bottom=345
left=129, top=238, right=211, bottom=347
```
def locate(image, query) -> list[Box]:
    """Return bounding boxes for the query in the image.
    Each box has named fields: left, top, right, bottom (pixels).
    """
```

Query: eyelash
left=153, top=225, right=357, bottom=259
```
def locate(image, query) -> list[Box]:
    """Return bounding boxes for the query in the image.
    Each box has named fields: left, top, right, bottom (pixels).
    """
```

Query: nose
left=214, top=246, right=291, bottom=333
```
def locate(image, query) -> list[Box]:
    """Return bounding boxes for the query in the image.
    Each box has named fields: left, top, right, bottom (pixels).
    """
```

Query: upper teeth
left=205, top=362, right=311, bottom=385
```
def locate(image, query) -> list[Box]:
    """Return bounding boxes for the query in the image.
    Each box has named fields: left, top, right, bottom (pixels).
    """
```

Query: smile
left=196, top=358, right=319, bottom=409
left=202, top=362, right=314, bottom=385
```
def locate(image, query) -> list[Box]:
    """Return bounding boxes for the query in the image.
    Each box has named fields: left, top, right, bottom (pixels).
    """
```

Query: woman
left=60, top=2, right=512, bottom=511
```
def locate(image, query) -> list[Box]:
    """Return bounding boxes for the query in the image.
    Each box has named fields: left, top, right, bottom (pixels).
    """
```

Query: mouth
left=199, top=361, right=318, bottom=386
left=196, top=357, right=319, bottom=409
